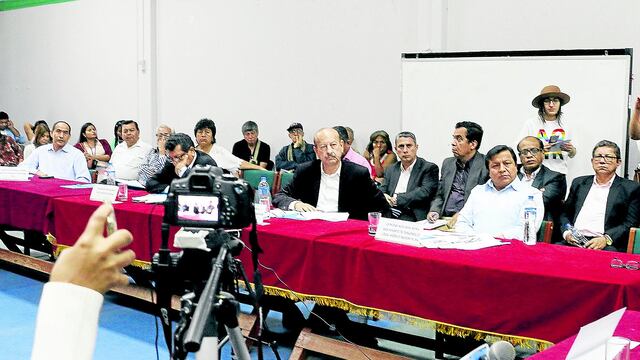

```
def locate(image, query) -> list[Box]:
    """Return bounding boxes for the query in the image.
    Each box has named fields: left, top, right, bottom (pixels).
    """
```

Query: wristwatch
left=604, top=234, right=613, bottom=246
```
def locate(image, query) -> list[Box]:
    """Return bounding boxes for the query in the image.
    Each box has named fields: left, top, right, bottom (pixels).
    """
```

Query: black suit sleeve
left=146, top=162, right=177, bottom=193
left=396, top=163, right=439, bottom=210
left=607, top=182, right=640, bottom=249
left=559, top=178, right=581, bottom=230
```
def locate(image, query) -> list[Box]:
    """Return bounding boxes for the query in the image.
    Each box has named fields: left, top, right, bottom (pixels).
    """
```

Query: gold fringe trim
left=251, top=284, right=553, bottom=352
left=52, top=243, right=151, bottom=269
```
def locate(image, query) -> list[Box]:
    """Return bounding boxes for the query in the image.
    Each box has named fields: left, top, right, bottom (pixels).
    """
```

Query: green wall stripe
left=0, top=0, right=75, bottom=12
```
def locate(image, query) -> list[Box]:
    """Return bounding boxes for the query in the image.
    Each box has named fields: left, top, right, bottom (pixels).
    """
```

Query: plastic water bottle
left=257, top=176, right=272, bottom=218
left=563, top=223, right=588, bottom=247
left=522, top=195, right=537, bottom=245
left=106, top=162, right=116, bottom=186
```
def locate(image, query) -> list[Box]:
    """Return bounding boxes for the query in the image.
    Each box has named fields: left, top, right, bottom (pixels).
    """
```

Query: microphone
left=489, top=340, right=516, bottom=360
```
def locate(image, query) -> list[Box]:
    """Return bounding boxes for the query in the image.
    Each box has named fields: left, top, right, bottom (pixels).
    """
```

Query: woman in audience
left=112, top=120, right=124, bottom=149
left=363, top=130, right=397, bottom=183
left=193, top=118, right=263, bottom=176
left=22, top=124, right=51, bottom=160
left=23, top=120, right=49, bottom=144
left=0, top=132, right=23, bottom=166
left=517, top=85, right=577, bottom=174
left=75, top=122, right=112, bottom=169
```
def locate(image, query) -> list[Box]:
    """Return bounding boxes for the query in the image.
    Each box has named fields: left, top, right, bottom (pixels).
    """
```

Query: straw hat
left=531, top=85, right=570, bottom=108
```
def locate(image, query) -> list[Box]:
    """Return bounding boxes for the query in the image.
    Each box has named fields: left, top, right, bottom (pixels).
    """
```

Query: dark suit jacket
left=559, top=175, right=640, bottom=251
left=429, top=152, right=488, bottom=215
left=517, top=164, right=567, bottom=221
left=146, top=151, right=218, bottom=193
left=380, top=157, right=439, bottom=221
left=272, top=159, right=389, bottom=220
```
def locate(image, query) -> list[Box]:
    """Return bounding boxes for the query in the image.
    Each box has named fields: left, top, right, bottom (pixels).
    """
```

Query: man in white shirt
left=560, top=140, right=640, bottom=251
left=110, top=120, right=152, bottom=180
left=456, top=144, right=544, bottom=240
left=20, top=121, right=91, bottom=182
left=31, top=203, right=135, bottom=360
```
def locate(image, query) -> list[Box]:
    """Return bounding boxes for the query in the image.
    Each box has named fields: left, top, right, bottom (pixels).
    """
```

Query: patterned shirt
left=0, top=135, right=23, bottom=166
left=138, top=148, right=168, bottom=186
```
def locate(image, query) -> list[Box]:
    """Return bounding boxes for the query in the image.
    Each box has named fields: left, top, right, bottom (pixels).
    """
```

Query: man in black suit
left=517, top=136, right=567, bottom=223
left=427, top=121, right=488, bottom=223
left=273, top=127, right=388, bottom=220
left=380, top=131, right=439, bottom=221
left=146, top=133, right=218, bottom=193
left=560, top=140, right=640, bottom=252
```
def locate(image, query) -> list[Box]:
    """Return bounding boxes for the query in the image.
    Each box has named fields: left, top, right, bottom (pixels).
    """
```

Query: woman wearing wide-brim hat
left=517, top=85, right=577, bottom=175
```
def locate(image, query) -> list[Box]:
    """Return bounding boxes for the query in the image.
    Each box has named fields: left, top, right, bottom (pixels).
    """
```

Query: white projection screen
left=401, top=49, right=633, bottom=185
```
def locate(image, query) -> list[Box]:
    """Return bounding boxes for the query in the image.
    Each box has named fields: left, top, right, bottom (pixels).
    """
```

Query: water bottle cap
left=260, top=176, right=267, bottom=181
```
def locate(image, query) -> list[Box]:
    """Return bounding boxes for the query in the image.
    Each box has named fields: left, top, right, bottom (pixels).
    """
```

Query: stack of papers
left=269, top=209, right=349, bottom=222
left=419, top=231, right=507, bottom=250
left=0, top=167, right=29, bottom=181
left=132, top=193, right=168, bottom=204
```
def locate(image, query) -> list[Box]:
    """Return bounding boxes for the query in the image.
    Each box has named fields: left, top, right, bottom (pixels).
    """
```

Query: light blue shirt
left=0, top=128, right=25, bottom=144
left=20, top=143, right=91, bottom=183
left=456, top=177, right=544, bottom=240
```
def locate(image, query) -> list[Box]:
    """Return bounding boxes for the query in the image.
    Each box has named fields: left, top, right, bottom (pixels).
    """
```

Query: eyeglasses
left=518, top=148, right=542, bottom=156
left=543, top=97, right=561, bottom=104
left=611, top=258, right=639, bottom=270
left=592, top=155, right=619, bottom=163
left=315, top=142, right=340, bottom=152
left=156, top=133, right=170, bottom=138
left=169, top=152, right=188, bottom=163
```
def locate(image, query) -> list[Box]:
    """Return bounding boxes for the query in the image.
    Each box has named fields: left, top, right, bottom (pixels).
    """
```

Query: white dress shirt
left=573, top=176, right=614, bottom=237
left=19, top=143, right=91, bottom=183
left=316, top=162, right=341, bottom=212
left=32, top=282, right=103, bottom=360
left=206, top=145, right=243, bottom=173
left=519, top=166, right=541, bottom=187
left=456, top=177, right=544, bottom=240
left=111, top=140, right=153, bottom=180
left=394, top=158, right=417, bottom=195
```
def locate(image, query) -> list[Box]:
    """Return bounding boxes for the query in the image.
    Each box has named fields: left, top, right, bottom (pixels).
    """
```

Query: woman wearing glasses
left=517, top=85, right=577, bottom=174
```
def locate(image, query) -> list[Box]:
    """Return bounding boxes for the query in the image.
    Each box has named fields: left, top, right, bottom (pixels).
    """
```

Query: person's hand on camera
left=50, top=203, right=135, bottom=294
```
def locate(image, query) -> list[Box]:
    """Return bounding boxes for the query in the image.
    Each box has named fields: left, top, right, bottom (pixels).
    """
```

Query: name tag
left=375, top=217, right=423, bottom=246
left=90, top=184, right=118, bottom=202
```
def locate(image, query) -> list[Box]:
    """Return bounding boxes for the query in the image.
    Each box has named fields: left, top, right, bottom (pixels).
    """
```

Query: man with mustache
left=560, top=140, right=640, bottom=251
left=273, top=127, right=388, bottom=220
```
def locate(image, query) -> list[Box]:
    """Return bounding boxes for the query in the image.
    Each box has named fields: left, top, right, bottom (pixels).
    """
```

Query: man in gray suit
left=517, top=136, right=567, bottom=223
left=427, top=121, right=488, bottom=222
left=380, top=131, right=439, bottom=221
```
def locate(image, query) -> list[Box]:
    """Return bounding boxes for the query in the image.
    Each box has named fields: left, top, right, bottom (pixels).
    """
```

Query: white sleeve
left=32, top=282, right=104, bottom=360
left=455, top=189, right=477, bottom=234
left=534, top=188, right=545, bottom=232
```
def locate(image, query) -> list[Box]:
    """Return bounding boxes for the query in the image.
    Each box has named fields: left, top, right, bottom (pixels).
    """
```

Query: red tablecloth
left=529, top=310, right=640, bottom=359
left=0, top=178, right=93, bottom=233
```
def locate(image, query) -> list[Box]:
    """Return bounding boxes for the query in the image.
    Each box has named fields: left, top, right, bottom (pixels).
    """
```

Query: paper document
left=566, top=308, right=638, bottom=359
left=132, top=193, right=168, bottom=204
left=416, top=219, right=448, bottom=230
left=116, top=179, right=146, bottom=189
left=419, top=231, right=507, bottom=250
left=60, top=184, right=96, bottom=189
left=269, top=209, right=349, bottom=222
left=0, top=167, right=29, bottom=181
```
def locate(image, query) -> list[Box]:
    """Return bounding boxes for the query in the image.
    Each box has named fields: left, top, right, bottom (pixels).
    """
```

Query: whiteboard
left=401, top=50, right=632, bottom=184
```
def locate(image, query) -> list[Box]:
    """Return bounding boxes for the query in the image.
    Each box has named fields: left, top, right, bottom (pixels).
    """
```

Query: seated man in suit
left=380, top=131, right=439, bottom=221
left=146, top=133, right=218, bottom=193
left=273, top=127, right=388, bottom=220
left=517, top=136, right=566, bottom=226
left=456, top=145, right=544, bottom=240
left=560, top=140, right=640, bottom=252
left=427, top=121, right=488, bottom=223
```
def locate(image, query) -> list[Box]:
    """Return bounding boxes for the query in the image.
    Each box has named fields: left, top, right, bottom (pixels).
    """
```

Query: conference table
left=3, top=178, right=640, bottom=349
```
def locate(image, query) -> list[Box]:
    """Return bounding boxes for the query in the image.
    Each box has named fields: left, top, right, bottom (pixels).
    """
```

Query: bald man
left=273, top=127, right=388, bottom=220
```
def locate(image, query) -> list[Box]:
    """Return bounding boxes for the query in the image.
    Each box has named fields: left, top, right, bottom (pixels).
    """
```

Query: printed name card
left=89, top=184, right=118, bottom=202
left=375, top=217, right=423, bottom=246
left=0, top=167, right=29, bottom=181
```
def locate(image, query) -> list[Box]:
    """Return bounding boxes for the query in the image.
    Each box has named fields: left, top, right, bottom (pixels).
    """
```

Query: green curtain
left=0, top=0, right=74, bottom=11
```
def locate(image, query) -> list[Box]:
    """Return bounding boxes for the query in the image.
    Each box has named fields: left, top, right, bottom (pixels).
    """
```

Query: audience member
left=428, top=121, right=488, bottom=223
left=0, top=133, right=23, bottom=166
left=31, top=203, right=135, bottom=360
left=74, top=122, right=112, bottom=169
left=23, top=124, right=50, bottom=160
left=110, top=120, right=152, bottom=180
left=456, top=145, right=544, bottom=239
left=146, top=133, right=218, bottom=193
left=20, top=121, right=90, bottom=182
left=23, top=120, right=49, bottom=143
left=344, top=126, right=359, bottom=154
left=517, top=136, right=566, bottom=225
left=380, top=131, right=439, bottom=221
left=138, top=124, right=173, bottom=187
left=363, top=130, right=397, bottom=183
left=274, top=122, right=316, bottom=171
left=112, top=120, right=125, bottom=149
left=333, top=125, right=371, bottom=176
left=517, top=85, right=576, bottom=174
left=193, top=118, right=262, bottom=175
left=559, top=140, right=640, bottom=252
left=0, top=111, right=25, bottom=144
left=273, top=127, right=388, bottom=220
left=232, top=121, right=272, bottom=170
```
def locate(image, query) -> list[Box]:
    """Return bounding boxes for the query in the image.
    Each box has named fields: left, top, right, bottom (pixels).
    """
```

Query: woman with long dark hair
left=363, top=130, right=397, bottom=183
left=74, top=122, right=112, bottom=169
